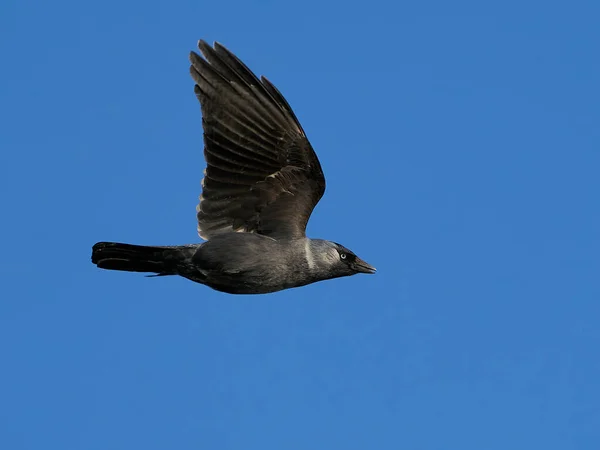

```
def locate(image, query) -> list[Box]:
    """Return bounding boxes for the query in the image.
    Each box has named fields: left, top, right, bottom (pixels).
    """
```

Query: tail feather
left=91, top=242, right=186, bottom=275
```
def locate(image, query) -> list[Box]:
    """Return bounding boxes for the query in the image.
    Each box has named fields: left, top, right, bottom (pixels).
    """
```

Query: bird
left=91, top=40, right=376, bottom=294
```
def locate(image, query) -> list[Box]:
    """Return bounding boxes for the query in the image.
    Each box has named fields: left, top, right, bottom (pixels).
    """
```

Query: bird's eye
left=340, top=253, right=347, bottom=260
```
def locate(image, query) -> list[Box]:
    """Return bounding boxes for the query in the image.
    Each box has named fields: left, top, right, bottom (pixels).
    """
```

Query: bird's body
left=92, top=40, right=375, bottom=294
left=94, top=235, right=371, bottom=294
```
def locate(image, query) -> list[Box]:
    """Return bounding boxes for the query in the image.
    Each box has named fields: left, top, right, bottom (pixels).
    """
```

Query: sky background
left=1, top=0, right=599, bottom=449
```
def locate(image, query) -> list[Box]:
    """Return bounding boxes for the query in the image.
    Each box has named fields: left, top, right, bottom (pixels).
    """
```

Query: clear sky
left=1, top=0, right=599, bottom=449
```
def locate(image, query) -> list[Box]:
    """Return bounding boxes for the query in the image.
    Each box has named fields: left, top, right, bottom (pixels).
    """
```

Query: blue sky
left=1, top=0, right=599, bottom=448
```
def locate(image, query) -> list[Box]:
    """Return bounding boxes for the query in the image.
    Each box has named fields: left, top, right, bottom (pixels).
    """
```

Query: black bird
left=91, top=40, right=376, bottom=294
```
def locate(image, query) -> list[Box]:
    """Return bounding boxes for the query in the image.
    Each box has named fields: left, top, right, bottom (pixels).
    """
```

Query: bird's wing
left=190, top=41, right=326, bottom=240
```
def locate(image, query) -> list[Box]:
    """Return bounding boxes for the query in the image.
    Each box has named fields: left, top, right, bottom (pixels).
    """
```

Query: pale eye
left=340, top=253, right=347, bottom=260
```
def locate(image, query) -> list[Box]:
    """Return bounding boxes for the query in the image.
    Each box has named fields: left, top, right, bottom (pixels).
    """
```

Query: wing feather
left=190, top=41, right=325, bottom=240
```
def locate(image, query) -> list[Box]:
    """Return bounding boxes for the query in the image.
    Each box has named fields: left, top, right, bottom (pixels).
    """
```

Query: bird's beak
left=353, top=257, right=377, bottom=274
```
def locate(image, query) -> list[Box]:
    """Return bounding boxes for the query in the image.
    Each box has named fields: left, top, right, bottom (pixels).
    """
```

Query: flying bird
left=91, top=40, right=375, bottom=294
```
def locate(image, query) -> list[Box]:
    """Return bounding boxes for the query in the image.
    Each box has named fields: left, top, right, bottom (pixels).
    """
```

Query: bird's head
left=310, top=240, right=376, bottom=279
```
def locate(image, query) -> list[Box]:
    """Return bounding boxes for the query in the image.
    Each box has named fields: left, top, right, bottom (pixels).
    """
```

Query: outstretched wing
left=189, top=41, right=325, bottom=240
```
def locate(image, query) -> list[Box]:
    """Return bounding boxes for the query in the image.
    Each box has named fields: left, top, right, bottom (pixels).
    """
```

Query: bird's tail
left=91, top=242, right=192, bottom=276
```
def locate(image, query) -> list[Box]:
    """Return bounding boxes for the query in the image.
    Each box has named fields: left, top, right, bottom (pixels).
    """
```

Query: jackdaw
left=91, top=40, right=375, bottom=294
